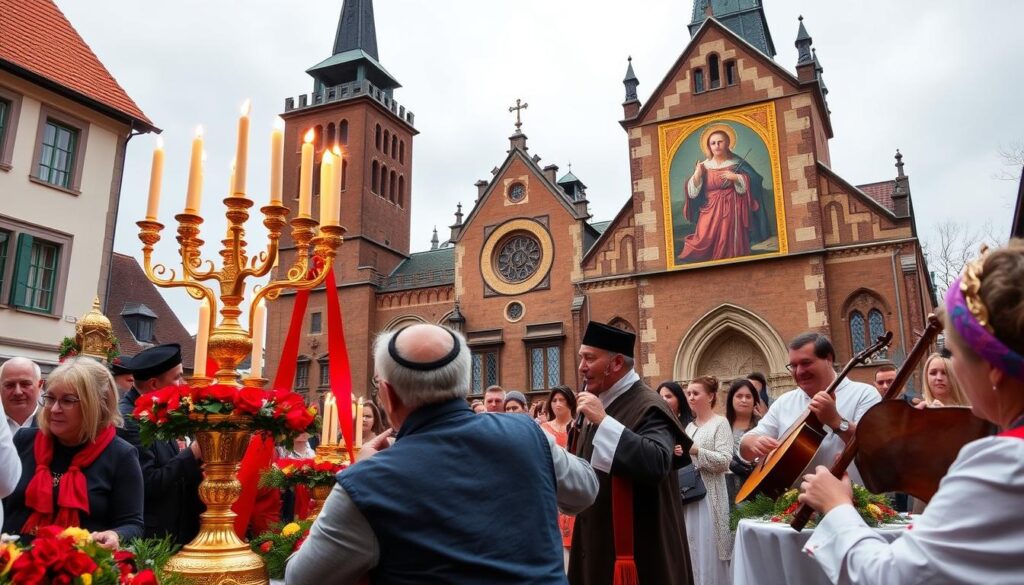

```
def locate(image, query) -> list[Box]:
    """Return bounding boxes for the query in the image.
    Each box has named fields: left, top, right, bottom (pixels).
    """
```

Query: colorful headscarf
left=945, top=275, right=1024, bottom=380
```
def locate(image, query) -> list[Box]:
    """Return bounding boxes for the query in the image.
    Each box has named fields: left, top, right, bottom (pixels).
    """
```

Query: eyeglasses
left=785, top=359, right=816, bottom=373
left=39, top=393, right=81, bottom=408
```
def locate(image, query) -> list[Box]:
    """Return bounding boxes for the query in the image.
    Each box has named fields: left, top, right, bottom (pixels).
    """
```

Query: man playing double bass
left=739, top=332, right=881, bottom=487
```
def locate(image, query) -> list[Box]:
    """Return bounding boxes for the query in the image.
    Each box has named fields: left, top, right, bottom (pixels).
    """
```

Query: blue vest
left=338, top=398, right=565, bottom=585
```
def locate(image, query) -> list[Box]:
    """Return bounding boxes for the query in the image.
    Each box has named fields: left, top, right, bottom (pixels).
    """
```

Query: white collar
left=599, top=369, right=641, bottom=408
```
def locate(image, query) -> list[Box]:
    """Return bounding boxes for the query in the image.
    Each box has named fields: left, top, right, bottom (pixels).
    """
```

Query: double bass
left=735, top=332, right=892, bottom=503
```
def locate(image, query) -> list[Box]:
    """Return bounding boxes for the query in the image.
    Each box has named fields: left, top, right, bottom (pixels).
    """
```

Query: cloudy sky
left=56, top=0, right=1024, bottom=332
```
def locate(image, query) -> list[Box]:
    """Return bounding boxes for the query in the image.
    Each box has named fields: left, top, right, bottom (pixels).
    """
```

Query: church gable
left=817, top=164, right=912, bottom=246
left=582, top=201, right=638, bottom=279
left=636, top=17, right=802, bottom=127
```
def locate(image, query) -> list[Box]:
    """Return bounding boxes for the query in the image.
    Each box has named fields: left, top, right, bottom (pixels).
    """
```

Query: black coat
left=118, top=388, right=204, bottom=545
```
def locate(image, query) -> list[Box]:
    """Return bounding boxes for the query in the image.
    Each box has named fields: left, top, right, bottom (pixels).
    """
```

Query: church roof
left=855, top=180, right=896, bottom=213
left=689, top=0, right=776, bottom=58
left=379, top=247, right=455, bottom=292
left=589, top=220, right=612, bottom=234
left=309, top=0, right=400, bottom=90
left=333, top=0, right=378, bottom=60
left=0, top=0, right=156, bottom=131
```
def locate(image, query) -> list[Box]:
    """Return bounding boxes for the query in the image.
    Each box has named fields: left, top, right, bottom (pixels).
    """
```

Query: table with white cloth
left=732, top=518, right=908, bottom=585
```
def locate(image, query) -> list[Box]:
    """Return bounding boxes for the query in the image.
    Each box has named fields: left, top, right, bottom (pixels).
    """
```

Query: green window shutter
left=9, top=233, right=34, bottom=307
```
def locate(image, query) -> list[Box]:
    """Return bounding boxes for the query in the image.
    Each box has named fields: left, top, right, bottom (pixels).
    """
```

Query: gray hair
left=0, top=357, right=42, bottom=382
left=373, top=325, right=471, bottom=409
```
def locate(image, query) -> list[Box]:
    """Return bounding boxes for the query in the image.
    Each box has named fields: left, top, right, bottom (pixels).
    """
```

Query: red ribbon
left=323, top=266, right=356, bottom=463
left=611, top=476, right=639, bottom=585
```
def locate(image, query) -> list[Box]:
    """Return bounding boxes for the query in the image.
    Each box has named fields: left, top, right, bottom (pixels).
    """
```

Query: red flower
left=293, top=536, right=307, bottom=552
left=235, top=388, right=268, bottom=415
left=258, top=540, right=273, bottom=553
left=195, top=384, right=237, bottom=404
left=61, top=550, right=97, bottom=576
left=130, top=569, right=159, bottom=585
left=783, top=502, right=799, bottom=515
left=284, top=407, right=315, bottom=432
left=769, top=515, right=782, bottom=523
left=27, top=534, right=67, bottom=566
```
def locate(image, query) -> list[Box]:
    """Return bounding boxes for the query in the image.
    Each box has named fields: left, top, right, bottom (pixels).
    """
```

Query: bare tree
left=924, top=219, right=1006, bottom=298
left=993, top=140, right=1024, bottom=181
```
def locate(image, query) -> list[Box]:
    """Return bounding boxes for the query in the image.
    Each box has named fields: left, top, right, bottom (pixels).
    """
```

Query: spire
left=430, top=226, right=439, bottom=250
left=454, top=202, right=464, bottom=226
left=795, top=15, right=813, bottom=65
left=333, top=0, right=378, bottom=60
left=306, top=0, right=400, bottom=92
left=623, top=56, right=639, bottom=102
left=895, top=149, right=905, bottom=178
left=688, top=0, right=776, bottom=58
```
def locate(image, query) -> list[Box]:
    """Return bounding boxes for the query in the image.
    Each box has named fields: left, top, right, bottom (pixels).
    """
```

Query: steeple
left=795, top=15, right=813, bottom=65
left=430, top=226, right=439, bottom=250
left=558, top=164, right=587, bottom=202
left=307, top=0, right=400, bottom=93
left=623, top=56, right=639, bottom=102
left=891, top=150, right=910, bottom=218
left=689, top=0, right=776, bottom=58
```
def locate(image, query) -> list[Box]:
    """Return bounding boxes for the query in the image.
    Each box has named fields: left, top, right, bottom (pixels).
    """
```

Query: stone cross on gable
left=508, top=98, right=529, bottom=133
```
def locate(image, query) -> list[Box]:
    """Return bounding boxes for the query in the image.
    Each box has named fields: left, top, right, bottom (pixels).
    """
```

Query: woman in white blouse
left=681, top=375, right=734, bottom=585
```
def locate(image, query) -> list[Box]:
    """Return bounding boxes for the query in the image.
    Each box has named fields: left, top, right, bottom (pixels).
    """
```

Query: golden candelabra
left=138, top=193, right=343, bottom=584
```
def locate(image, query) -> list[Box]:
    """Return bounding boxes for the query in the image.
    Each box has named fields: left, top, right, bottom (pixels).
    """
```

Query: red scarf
left=611, top=476, right=639, bottom=585
left=21, top=425, right=116, bottom=534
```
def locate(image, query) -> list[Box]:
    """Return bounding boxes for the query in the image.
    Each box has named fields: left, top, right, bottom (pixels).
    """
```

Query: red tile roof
left=855, top=180, right=895, bottom=213
left=107, top=253, right=195, bottom=369
left=0, top=0, right=155, bottom=129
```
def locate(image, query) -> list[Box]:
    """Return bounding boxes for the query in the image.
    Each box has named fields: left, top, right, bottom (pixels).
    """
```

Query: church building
left=264, top=0, right=936, bottom=407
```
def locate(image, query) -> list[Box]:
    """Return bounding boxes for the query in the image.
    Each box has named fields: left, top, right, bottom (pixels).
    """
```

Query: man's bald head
left=1, top=357, right=43, bottom=425
left=373, top=324, right=470, bottom=410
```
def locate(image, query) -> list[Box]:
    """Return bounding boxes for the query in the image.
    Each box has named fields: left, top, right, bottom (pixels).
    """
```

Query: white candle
left=234, top=99, right=251, bottom=196
left=194, top=298, right=211, bottom=378
left=329, top=145, right=343, bottom=226
left=228, top=158, right=236, bottom=199
left=184, top=126, right=204, bottom=214
left=270, top=117, right=284, bottom=206
left=319, top=394, right=332, bottom=445
left=249, top=298, right=266, bottom=379
left=145, top=137, right=164, bottom=220
left=298, top=129, right=315, bottom=218
left=355, top=397, right=364, bottom=447
left=319, top=150, right=334, bottom=224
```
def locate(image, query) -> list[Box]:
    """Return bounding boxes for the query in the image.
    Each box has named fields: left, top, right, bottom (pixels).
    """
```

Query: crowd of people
left=1, top=240, right=1023, bottom=584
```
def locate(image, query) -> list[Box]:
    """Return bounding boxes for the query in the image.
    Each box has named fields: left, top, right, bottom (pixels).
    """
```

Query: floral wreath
left=730, top=485, right=907, bottom=531
left=58, top=335, right=120, bottom=364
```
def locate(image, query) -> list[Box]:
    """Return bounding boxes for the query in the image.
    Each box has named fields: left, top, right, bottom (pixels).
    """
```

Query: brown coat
left=568, top=380, right=695, bottom=585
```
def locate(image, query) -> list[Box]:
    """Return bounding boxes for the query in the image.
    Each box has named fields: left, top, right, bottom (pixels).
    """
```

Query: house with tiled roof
left=0, top=0, right=157, bottom=368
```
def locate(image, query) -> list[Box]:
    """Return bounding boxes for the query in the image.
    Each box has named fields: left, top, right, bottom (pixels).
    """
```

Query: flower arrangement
left=131, top=384, right=318, bottom=446
left=730, top=485, right=907, bottom=530
left=0, top=526, right=173, bottom=585
left=258, top=458, right=348, bottom=490
left=250, top=521, right=312, bottom=579
left=58, top=335, right=120, bottom=364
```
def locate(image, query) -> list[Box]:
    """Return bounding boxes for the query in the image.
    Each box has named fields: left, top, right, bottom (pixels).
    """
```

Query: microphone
left=567, top=382, right=587, bottom=452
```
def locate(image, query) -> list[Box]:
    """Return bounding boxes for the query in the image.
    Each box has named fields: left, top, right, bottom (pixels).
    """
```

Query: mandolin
left=735, top=332, right=892, bottom=503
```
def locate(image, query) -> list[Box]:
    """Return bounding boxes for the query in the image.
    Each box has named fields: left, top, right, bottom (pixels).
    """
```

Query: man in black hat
left=110, top=355, right=136, bottom=395
left=568, top=321, right=694, bottom=585
left=117, top=343, right=204, bottom=545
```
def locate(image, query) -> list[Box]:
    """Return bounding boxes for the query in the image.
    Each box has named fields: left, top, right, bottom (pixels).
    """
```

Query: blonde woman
left=920, top=352, right=970, bottom=407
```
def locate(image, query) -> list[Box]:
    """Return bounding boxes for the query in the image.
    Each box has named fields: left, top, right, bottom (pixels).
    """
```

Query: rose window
left=496, top=235, right=542, bottom=283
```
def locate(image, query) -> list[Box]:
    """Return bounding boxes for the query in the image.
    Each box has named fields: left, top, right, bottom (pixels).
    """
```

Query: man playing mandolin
left=739, top=333, right=881, bottom=487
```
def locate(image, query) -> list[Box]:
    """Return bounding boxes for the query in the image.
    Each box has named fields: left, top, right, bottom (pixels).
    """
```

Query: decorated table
left=732, top=518, right=909, bottom=585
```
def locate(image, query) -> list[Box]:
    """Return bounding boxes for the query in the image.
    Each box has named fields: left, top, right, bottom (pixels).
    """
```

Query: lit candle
left=227, top=158, right=236, bottom=199
left=184, top=126, right=204, bottom=214
left=249, top=298, right=266, bottom=379
left=320, top=394, right=333, bottom=445
left=328, top=145, right=343, bottom=226
left=194, top=298, right=211, bottom=378
left=145, top=137, right=164, bottom=221
left=270, top=117, right=284, bottom=206
left=234, top=99, right=251, bottom=196
left=298, top=128, right=315, bottom=218
left=319, top=149, right=334, bottom=224
left=355, top=397, right=364, bottom=447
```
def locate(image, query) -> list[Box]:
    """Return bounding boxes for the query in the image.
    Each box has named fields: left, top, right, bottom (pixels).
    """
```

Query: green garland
left=58, top=334, right=121, bottom=363
left=124, top=536, right=189, bottom=585
left=250, top=521, right=312, bottom=579
left=730, top=485, right=908, bottom=531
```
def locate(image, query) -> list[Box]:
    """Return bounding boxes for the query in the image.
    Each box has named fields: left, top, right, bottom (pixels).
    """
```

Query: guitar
left=734, top=332, right=892, bottom=503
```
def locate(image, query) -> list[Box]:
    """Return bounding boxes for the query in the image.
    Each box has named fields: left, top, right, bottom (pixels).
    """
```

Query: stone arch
left=608, top=317, right=635, bottom=333
left=674, top=304, right=789, bottom=404
left=383, top=314, right=428, bottom=331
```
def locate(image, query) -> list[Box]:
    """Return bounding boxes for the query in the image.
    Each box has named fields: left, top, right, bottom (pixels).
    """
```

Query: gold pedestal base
left=164, top=546, right=266, bottom=585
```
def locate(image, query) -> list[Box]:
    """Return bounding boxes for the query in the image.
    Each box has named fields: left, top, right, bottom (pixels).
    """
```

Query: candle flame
left=240, top=99, right=252, bottom=116
left=195, top=125, right=204, bottom=137
left=332, top=144, right=343, bottom=157
left=156, top=136, right=164, bottom=149
left=273, top=116, right=285, bottom=131
left=321, top=149, right=333, bottom=162
left=303, top=128, right=315, bottom=143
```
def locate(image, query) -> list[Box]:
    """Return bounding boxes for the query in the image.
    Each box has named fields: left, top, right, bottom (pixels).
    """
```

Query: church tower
left=266, top=0, right=416, bottom=397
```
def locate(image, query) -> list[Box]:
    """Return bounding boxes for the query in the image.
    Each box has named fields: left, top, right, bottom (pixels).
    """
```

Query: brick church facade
left=265, top=0, right=936, bottom=407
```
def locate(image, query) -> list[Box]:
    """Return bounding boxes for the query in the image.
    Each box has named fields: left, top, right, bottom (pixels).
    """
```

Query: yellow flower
left=281, top=522, right=301, bottom=537
left=282, top=465, right=296, bottom=476
left=2, top=543, right=21, bottom=575
left=866, top=503, right=883, bottom=521
left=60, top=526, right=92, bottom=544
left=81, top=573, right=93, bottom=585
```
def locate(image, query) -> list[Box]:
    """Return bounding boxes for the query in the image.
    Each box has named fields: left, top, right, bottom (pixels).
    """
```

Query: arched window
left=391, top=135, right=398, bottom=159
left=389, top=170, right=397, bottom=201
left=326, top=122, right=335, bottom=145
left=725, top=60, right=737, bottom=86
left=381, top=165, right=389, bottom=199
left=371, top=160, right=379, bottom=193
left=312, top=161, right=321, bottom=197
left=339, top=119, right=349, bottom=145
left=375, top=124, right=381, bottom=149
left=398, top=175, right=405, bottom=207
left=383, top=130, right=390, bottom=155
left=868, top=309, right=887, bottom=358
left=399, top=140, right=405, bottom=164
left=341, top=158, right=348, bottom=191
left=849, top=311, right=866, bottom=354
left=694, top=68, right=705, bottom=93
left=314, top=124, right=324, bottom=150
left=708, top=54, right=721, bottom=89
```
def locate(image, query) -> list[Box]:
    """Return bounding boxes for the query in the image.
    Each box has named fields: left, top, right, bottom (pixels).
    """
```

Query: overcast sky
left=56, top=0, right=1024, bottom=333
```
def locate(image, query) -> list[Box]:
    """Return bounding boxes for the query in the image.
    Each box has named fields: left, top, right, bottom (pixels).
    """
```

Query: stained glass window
left=849, top=311, right=866, bottom=354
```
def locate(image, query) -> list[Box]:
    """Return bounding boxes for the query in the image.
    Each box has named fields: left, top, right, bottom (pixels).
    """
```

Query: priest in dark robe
left=117, top=343, right=204, bottom=545
left=568, top=321, right=694, bottom=585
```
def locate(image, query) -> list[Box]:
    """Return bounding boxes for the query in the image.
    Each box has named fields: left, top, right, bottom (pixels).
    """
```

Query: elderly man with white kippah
left=288, top=323, right=599, bottom=585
